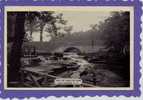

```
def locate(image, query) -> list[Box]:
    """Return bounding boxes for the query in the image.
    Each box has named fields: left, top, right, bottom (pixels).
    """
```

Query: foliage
left=89, top=12, right=130, bottom=56
left=25, top=12, right=67, bottom=41
left=7, top=11, right=67, bottom=82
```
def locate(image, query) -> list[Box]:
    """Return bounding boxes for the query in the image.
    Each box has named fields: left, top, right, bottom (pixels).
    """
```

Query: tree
left=8, top=12, right=26, bottom=83
left=37, top=12, right=67, bottom=41
left=88, top=12, right=130, bottom=59
left=8, top=11, right=66, bottom=83
left=24, top=13, right=40, bottom=41
left=88, top=12, right=130, bottom=80
left=97, top=12, right=130, bottom=56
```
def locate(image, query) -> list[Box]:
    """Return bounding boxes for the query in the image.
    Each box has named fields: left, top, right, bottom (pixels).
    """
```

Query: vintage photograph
left=6, top=7, right=132, bottom=88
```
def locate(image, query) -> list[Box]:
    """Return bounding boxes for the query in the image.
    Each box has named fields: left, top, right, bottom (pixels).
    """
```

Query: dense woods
left=8, top=11, right=67, bottom=82
left=88, top=12, right=130, bottom=79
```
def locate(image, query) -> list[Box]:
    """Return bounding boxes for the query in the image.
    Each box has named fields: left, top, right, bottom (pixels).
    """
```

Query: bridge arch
left=64, top=47, right=81, bottom=54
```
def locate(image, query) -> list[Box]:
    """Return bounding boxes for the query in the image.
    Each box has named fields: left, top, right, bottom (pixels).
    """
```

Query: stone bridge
left=52, top=45, right=102, bottom=53
left=23, top=39, right=104, bottom=54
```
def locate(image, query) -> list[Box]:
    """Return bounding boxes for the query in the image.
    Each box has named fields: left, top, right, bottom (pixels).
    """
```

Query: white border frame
left=4, top=6, right=134, bottom=90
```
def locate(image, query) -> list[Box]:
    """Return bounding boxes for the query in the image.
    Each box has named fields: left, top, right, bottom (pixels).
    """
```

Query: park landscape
left=6, top=9, right=130, bottom=88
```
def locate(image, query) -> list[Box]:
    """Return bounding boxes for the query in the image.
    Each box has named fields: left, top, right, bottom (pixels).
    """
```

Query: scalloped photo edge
left=0, top=0, right=142, bottom=98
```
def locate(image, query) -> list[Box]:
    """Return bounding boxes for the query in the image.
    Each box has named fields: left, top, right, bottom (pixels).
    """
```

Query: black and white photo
left=5, top=7, right=133, bottom=89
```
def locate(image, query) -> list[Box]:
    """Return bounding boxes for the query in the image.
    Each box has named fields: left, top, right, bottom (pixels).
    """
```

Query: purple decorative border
left=0, top=0, right=142, bottom=98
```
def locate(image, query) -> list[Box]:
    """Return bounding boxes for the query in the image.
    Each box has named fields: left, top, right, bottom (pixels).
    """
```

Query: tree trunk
left=29, top=23, right=33, bottom=40
left=40, top=28, right=43, bottom=42
left=40, top=23, right=44, bottom=42
left=8, top=12, right=26, bottom=83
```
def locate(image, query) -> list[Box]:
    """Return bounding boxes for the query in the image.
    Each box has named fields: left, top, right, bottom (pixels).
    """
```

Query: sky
left=61, top=11, right=111, bottom=32
left=31, top=11, right=111, bottom=41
